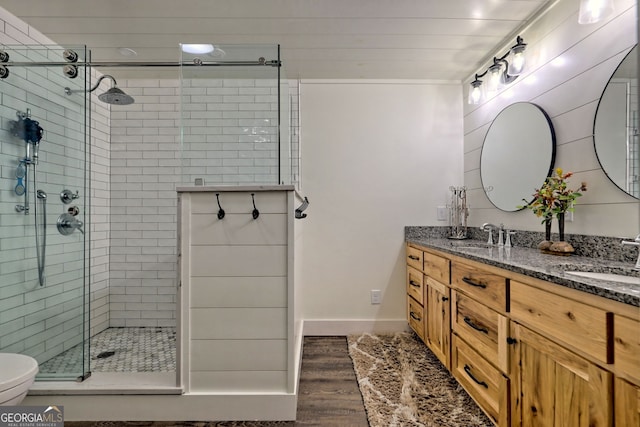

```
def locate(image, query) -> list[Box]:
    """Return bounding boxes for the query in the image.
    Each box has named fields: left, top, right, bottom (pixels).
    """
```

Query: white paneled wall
left=463, top=0, right=638, bottom=238
left=180, top=190, right=292, bottom=393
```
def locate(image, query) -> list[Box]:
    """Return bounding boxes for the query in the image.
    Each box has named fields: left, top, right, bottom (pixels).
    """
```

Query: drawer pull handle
left=409, top=280, right=421, bottom=288
left=462, top=277, right=487, bottom=289
left=442, top=296, right=449, bottom=302
left=464, top=364, right=488, bottom=388
left=464, top=317, right=489, bottom=334
left=410, top=312, right=422, bottom=322
left=408, top=255, right=420, bottom=261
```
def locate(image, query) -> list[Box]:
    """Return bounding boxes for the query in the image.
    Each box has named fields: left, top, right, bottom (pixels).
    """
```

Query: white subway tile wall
left=0, top=9, right=111, bottom=368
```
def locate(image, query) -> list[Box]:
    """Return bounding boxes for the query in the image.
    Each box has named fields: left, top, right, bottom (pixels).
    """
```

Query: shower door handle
left=57, top=213, right=84, bottom=235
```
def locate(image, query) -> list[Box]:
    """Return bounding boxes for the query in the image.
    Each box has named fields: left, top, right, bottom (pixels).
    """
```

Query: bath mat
left=347, top=331, right=493, bottom=427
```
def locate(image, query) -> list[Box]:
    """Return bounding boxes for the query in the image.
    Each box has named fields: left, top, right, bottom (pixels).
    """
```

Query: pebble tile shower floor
left=39, top=327, right=176, bottom=374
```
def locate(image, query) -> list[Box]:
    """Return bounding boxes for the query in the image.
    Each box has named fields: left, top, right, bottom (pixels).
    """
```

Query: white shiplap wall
left=180, top=190, right=291, bottom=393
left=464, top=0, right=638, bottom=238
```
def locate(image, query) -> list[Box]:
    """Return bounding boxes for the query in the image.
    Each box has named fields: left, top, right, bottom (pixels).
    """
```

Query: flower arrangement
left=521, top=168, right=587, bottom=222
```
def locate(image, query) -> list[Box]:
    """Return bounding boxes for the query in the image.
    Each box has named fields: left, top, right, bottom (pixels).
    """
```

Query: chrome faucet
left=621, top=234, right=640, bottom=270
left=481, top=223, right=504, bottom=246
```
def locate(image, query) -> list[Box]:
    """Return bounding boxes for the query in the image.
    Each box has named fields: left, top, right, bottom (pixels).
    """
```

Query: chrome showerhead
left=98, top=86, right=135, bottom=105
left=65, top=74, right=135, bottom=105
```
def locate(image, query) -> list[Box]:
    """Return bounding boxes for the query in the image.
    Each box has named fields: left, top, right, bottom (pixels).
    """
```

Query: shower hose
left=32, top=163, right=46, bottom=286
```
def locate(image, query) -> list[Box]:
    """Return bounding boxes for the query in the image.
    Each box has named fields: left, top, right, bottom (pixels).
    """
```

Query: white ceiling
left=0, top=0, right=553, bottom=80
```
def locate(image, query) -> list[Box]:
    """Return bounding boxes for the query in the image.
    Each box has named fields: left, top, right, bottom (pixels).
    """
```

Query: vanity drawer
left=452, top=291, right=508, bottom=373
left=406, top=266, right=424, bottom=305
left=510, top=280, right=612, bottom=364
left=423, top=251, right=449, bottom=283
left=451, top=262, right=507, bottom=313
left=406, top=246, right=423, bottom=271
left=615, top=314, right=640, bottom=385
left=451, top=335, right=509, bottom=426
left=407, top=296, right=425, bottom=340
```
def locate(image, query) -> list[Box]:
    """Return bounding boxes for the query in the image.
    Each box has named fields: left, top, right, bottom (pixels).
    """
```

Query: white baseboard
left=25, top=393, right=297, bottom=421
left=302, top=319, right=409, bottom=336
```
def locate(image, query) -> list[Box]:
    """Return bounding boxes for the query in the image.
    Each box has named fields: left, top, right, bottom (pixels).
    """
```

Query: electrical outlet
left=436, top=206, right=448, bottom=221
left=370, top=290, right=382, bottom=305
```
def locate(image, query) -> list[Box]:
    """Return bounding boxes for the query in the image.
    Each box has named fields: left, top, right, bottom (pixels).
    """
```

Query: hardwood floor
left=66, top=336, right=369, bottom=427
left=295, top=336, right=369, bottom=426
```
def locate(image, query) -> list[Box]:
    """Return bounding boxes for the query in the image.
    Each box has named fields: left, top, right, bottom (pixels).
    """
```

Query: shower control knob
left=67, top=205, right=80, bottom=216
left=60, top=189, right=79, bottom=204
left=57, top=213, right=84, bottom=235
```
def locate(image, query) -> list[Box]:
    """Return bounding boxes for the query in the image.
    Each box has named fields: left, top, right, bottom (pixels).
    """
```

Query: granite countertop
left=406, top=236, right=640, bottom=307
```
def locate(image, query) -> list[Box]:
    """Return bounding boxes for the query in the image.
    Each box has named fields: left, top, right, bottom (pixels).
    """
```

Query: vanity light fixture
left=578, top=0, right=614, bottom=24
left=468, top=36, right=527, bottom=105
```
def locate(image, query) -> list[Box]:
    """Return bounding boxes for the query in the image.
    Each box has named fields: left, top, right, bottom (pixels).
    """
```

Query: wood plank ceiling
left=0, top=0, right=553, bottom=80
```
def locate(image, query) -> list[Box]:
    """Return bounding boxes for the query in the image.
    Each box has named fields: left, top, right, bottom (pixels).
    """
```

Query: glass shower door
left=0, top=45, right=90, bottom=380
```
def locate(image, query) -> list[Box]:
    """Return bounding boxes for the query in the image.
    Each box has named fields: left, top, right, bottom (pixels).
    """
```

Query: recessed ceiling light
left=181, top=44, right=215, bottom=54
left=117, top=47, right=137, bottom=57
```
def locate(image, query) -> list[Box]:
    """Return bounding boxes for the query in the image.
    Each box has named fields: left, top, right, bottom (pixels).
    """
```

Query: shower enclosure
left=0, top=42, right=294, bottom=383
left=0, top=45, right=91, bottom=380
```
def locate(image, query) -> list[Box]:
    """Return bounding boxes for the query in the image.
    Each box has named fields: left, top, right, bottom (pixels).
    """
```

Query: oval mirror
left=480, top=102, right=556, bottom=211
left=594, top=44, right=639, bottom=199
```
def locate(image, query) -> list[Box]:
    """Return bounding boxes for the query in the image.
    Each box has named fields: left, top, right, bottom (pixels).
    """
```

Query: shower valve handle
left=57, top=213, right=84, bottom=235
left=60, top=189, right=80, bottom=204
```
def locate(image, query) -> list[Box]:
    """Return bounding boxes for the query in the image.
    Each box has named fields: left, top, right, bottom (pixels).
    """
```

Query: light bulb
left=486, top=63, right=503, bottom=93
left=509, top=48, right=525, bottom=76
left=578, top=0, right=614, bottom=24
left=468, top=80, right=482, bottom=105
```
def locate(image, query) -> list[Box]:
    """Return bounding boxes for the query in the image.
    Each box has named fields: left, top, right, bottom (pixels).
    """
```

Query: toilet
left=0, top=353, right=38, bottom=406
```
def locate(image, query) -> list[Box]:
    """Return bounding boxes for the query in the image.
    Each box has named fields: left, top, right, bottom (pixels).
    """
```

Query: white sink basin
left=565, top=271, right=640, bottom=285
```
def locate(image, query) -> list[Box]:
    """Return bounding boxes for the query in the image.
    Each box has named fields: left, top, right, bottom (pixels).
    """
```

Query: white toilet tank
left=0, top=353, right=39, bottom=406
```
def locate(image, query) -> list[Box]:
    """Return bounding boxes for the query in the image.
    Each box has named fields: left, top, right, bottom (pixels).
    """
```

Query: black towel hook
left=216, top=193, right=225, bottom=220
left=251, top=193, right=259, bottom=219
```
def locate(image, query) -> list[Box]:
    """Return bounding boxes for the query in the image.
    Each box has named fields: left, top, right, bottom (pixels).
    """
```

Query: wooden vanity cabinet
left=423, top=251, right=451, bottom=368
left=614, top=314, right=640, bottom=427
left=426, top=276, right=450, bottom=368
left=406, top=246, right=425, bottom=340
left=509, top=322, right=614, bottom=426
left=405, top=242, right=639, bottom=426
left=450, top=260, right=510, bottom=426
left=405, top=246, right=451, bottom=366
left=615, top=377, right=640, bottom=427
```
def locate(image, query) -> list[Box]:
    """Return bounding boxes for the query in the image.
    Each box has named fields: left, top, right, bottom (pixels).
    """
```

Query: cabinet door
left=510, top=323, right=613, bottom=427
left=426, top=277, right=450, bottom=369
left=615, top=377, right=640, bottom=427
